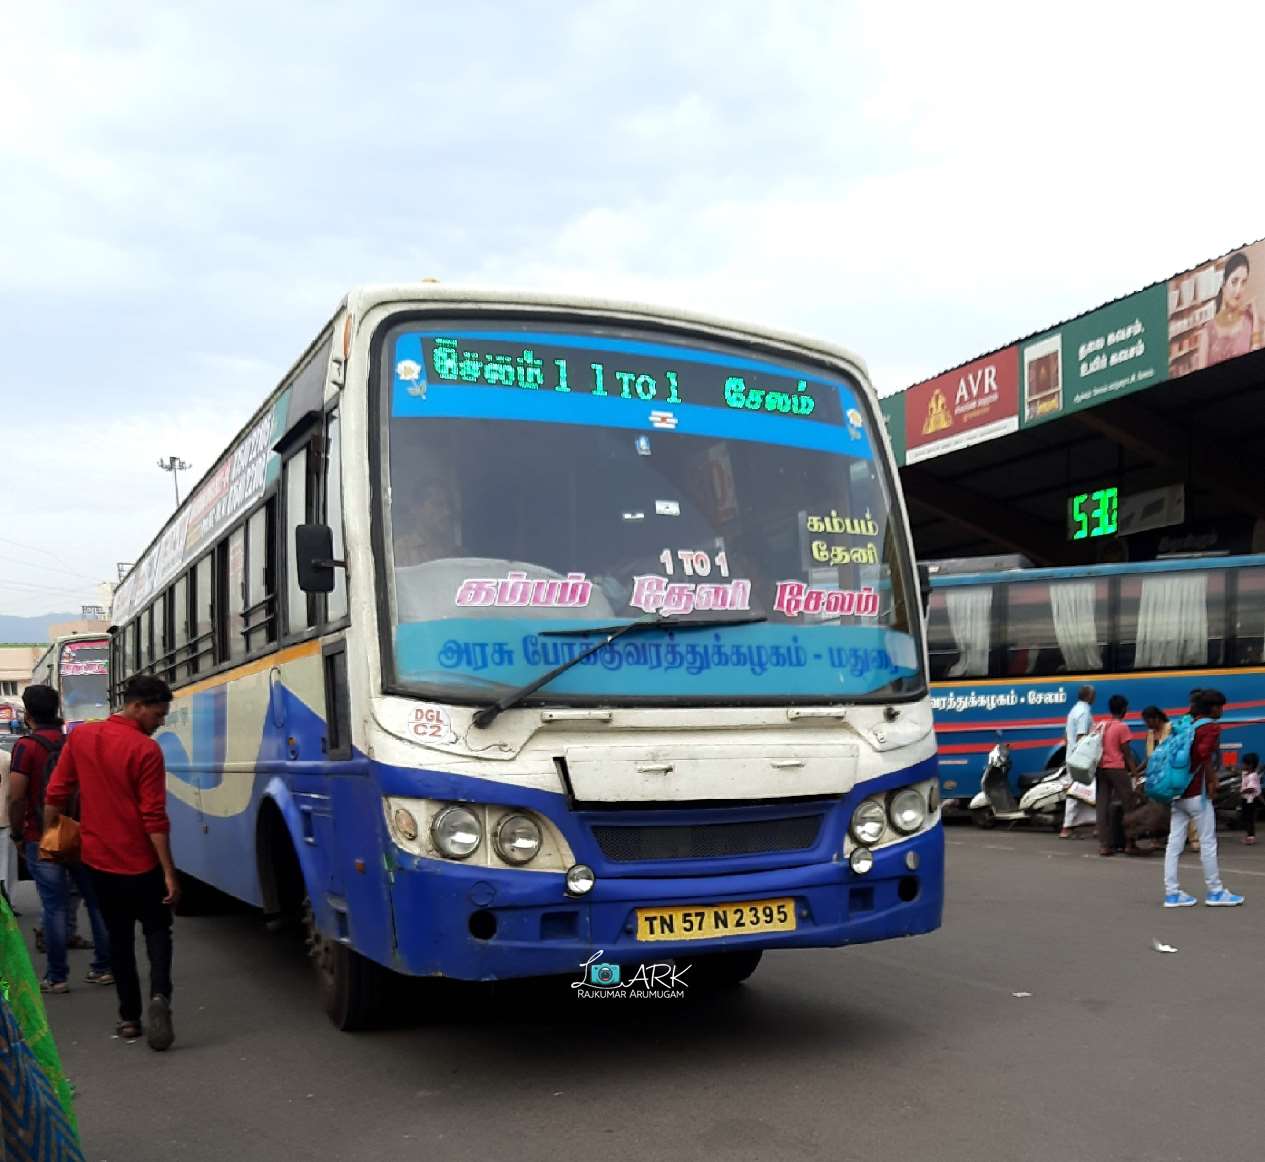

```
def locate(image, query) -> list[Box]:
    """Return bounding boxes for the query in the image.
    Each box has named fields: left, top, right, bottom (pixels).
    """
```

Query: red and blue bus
left=928, top=554, right=1265, bottom=805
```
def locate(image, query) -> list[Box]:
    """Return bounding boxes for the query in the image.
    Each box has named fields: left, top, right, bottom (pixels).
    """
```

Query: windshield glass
left=378, top=318, right=922, bottom=704
left=59, top=638, right=110, bottom=722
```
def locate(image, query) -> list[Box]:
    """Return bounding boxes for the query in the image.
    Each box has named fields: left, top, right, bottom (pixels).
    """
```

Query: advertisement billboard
left=1168, top=239, right=1265, bottom=380
left=903, top=348, right=1018, bottom=464
left=1020, top=285, right=1169, bottom=428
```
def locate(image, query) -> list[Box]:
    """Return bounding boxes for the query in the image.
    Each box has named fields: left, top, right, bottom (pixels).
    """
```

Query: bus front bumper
left=384, top=824, right=944, bottom=981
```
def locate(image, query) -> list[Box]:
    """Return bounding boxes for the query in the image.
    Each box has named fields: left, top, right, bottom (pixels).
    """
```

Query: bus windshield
left=378, top=319, right=922, bottom=704
left=59, top=638, right=111, bottom=722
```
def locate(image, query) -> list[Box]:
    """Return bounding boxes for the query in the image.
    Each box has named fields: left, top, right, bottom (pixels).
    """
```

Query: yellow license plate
left=635, top=897, right=797, bottom=942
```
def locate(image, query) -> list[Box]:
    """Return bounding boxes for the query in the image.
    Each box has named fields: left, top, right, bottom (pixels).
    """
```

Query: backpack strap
left=19, top=734, right=63, bottom=809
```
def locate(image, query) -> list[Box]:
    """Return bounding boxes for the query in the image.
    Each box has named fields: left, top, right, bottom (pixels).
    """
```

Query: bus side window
left=324, top=408, right=347, bottom=623
left=243, top=501, right=277, bottom=653
left=226, top=527, right=247, bottom=662
left=927, top=586, right=993, bottom=680
left=154, top=589, right=168, bottom=682
left=171, top=575, right=189, bottom=684
left=139, top=605, right=153, bottom=674
left=189, top=552, right=215, bottom=678
left=1116, top=570, right=1222, bottom=670
left=1231, top=567, right=1265, bottom=665
left=285, top=448, right=315, bottom=636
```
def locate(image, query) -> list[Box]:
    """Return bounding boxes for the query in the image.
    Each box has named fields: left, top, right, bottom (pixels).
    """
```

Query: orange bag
left=38, top=816, right=81, bottom=864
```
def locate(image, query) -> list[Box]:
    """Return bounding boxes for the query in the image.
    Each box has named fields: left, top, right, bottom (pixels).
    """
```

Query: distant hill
left=0, top=613, right=79, bottom=644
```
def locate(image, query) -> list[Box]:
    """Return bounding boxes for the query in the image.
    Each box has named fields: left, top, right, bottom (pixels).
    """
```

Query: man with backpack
left=1160, top=689, right=1244, bottom=908
left=6, top=685, right=112, bottom=992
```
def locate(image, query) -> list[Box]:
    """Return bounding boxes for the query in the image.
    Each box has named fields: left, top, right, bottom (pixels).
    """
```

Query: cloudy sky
left=3, top=0, right=1264, bottom=616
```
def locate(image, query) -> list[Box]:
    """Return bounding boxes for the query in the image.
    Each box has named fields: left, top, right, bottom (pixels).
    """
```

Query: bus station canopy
left=880, top=238, right=1265, bottom=567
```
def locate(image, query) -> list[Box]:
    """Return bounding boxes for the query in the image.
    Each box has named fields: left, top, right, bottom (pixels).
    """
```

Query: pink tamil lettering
left=774, top=581, right=878, bottom=619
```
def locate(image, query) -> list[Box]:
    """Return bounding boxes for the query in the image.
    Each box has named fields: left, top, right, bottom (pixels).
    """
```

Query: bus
left=927, top=555, right=1265, bottom=806
left=31, top=634, right=112, bottom=728
left=108, top=285, right=939, bottom=1028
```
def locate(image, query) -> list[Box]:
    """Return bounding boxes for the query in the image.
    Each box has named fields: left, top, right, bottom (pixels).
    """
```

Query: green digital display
left=1069, top=487, right=1118, bottom=541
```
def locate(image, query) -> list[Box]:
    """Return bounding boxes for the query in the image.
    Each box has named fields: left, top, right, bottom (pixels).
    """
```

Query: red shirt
left=9, top=726, right=66, bottom=844
left=1183, top=722, right=1221, bottom=800
left=1099, top=719, right=1133, bottom=769
left=45, top=714, right=170, bottom=875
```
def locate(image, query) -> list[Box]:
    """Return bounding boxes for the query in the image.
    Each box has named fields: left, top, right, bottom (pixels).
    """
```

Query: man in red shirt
left=1162, top=689, right=1244, bottom=908
left=44, top=675, right=182, bottom=1050
left=1095, top=693, right=1141, bottom=857
left=8, top=685, right=113, bottom=992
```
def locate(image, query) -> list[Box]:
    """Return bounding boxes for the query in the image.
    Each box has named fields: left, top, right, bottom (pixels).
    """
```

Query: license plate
left=635, top=897, right=797, bottom=942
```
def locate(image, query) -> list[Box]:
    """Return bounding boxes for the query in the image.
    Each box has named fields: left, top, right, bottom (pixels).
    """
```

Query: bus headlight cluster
left=848, top=780, right=938, bottom=857
left=384, top=798, right=573, bottom=871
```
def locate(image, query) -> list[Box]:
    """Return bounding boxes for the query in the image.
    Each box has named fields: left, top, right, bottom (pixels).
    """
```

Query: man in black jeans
left=44, top=675, right=181, bottom=1050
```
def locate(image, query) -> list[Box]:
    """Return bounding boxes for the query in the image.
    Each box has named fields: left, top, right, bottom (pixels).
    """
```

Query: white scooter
left=969, top=739, right=1069, bottom=830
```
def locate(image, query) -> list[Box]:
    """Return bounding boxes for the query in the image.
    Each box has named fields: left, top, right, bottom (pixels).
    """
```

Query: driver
left=391, top=452, right=463, bottom=568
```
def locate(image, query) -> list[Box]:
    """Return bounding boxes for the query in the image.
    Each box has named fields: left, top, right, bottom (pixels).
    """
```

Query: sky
left=3, top=0, right=1265, bottom=616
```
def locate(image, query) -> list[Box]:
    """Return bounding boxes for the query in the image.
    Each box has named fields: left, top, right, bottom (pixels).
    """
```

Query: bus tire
left=302, top=896, right=387, bottom=1031
left=689, top=949, right=763, bottom=989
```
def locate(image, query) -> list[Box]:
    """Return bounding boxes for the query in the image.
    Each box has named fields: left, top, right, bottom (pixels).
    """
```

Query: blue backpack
left=1144, top=715, right=1213, bottom=805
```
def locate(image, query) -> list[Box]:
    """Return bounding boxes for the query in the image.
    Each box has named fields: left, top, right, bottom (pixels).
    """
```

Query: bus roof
left=342, top=284, right=870, bottom=383
left=929, top=552, right=1265, bottom=588
left=114, top=283, right=875, bottom=604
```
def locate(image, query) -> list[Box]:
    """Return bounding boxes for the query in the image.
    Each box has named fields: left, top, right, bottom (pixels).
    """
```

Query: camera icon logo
left=589, top=962, right=621, bottom=987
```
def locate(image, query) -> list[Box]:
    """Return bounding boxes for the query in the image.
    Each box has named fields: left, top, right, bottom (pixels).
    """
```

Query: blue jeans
left=25, top=842, right=112, bottom=981
left=1164, top=796, right=1223, bottom=896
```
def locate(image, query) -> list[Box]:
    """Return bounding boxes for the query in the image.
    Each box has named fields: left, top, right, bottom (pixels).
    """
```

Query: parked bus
left=109, top=286, right=939, bottom=1028
left=928, top=555, right=1265, bottom=806
left=31, top=634, right=112, bottom=728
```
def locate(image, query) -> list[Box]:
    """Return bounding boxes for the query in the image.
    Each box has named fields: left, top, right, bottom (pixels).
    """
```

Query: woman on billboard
left=1195, top=250, right=1261, bottom=370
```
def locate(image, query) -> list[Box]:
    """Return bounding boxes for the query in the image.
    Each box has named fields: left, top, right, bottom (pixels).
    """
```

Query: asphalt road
left=15, top=826, right=1264, bottom=1162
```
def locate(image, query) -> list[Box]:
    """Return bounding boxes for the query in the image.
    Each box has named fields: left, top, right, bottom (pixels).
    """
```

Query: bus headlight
left=432, top=805, right=482, bottom=859
left=494, top=813, right=542, bottom=865
left=851, top=799, right=887, bottom=846
left=850, top=847, right=874, bottom=874
left=889, top=788, right=927, bottom=835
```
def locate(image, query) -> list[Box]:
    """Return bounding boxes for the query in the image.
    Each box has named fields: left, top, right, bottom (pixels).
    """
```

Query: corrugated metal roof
left=897, top=235, right=1265, bottom=394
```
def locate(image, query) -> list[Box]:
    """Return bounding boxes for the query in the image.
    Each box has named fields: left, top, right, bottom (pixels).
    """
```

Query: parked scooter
left=969, top=738, right=1068, bottom=830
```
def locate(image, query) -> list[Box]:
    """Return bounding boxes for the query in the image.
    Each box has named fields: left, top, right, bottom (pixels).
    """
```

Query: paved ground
left=15, top=825, right=1264, bottom=1162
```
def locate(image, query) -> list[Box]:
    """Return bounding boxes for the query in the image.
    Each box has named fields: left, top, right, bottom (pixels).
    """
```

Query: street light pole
left=157, top=456, right=192, bottom=507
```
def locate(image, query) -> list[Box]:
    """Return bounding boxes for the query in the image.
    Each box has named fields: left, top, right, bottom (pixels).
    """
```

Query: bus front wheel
left=303, top=897, right=387, bottom=1031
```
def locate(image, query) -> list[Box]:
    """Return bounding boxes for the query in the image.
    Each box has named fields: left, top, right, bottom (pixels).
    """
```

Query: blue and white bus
left=928, top=555, right=1265, bottom=805
left=109, top=286, right=940, bottom=1028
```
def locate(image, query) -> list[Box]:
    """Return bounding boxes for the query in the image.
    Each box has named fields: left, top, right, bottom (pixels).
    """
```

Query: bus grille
left=591, top=815, right=823, bottom=862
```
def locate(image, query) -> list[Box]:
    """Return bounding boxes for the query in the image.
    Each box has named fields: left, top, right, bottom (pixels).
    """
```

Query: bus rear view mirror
left=296, top=523, right=339, bottom=594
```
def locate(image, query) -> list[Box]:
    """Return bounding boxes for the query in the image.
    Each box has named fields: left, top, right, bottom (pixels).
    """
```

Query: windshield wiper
left=470, top=614, right=767, bottom=729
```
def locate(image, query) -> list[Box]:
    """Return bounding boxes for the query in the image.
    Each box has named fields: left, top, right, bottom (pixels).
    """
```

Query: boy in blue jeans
left=1164, top=689, right=1245, bottom=908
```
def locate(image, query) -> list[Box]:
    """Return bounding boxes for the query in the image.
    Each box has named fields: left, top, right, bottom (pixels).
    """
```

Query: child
left=1240, top=752, right=1260, bottom=846
left=1164, top=689, right=1244, bottom=907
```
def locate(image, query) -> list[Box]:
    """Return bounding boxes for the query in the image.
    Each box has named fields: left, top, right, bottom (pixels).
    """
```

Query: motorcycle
left=969, top=739, right=1069, bottom=830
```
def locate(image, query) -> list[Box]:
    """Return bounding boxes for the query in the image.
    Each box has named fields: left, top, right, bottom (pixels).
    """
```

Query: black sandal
left=116, top=1021, right=143, bottom=1041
